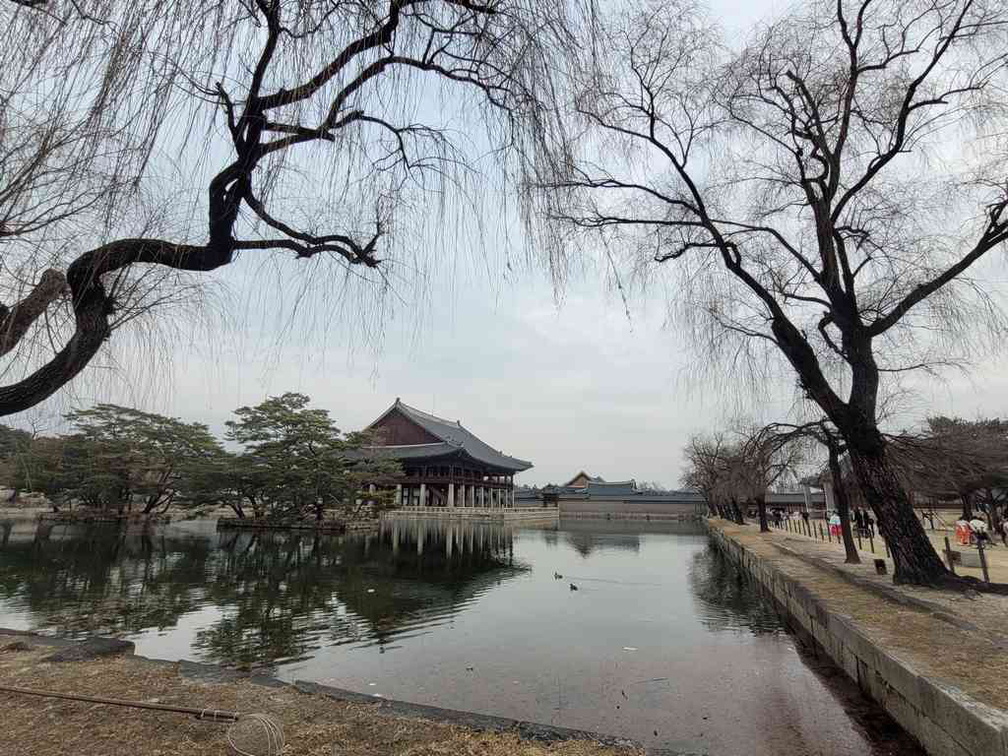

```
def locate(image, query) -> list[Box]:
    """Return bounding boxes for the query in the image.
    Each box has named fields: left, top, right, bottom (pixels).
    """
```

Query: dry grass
left=0, top=638, right=639, bottom=756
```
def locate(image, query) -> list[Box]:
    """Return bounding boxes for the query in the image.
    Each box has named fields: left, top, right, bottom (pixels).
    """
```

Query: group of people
left=954, top=516, right=1008, bottom=547
left=825, top=508, right=874, bottom=539
left=768, top=508, right=803, bottom=528
left=769, top=506, right=876, bottom=538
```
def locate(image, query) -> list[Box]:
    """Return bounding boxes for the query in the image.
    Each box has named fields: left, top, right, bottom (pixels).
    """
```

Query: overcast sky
left=11, top=0, right=1008, bottom=487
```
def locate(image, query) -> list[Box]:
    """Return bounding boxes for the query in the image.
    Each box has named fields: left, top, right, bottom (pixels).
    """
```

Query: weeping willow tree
left=533, top=0, right=1008, bottom=585
left=0, top=0, right=582, bottom=414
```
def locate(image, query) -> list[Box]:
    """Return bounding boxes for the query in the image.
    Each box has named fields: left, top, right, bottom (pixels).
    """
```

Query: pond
left=0, top=517, right=920, bottom=756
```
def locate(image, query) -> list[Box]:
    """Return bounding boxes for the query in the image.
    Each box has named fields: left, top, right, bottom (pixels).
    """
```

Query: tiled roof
left=361, top=442, right=458, bottom=460
left=368, top=400, right=532, bottom=473
left=584, top=480, right=638, bottom=497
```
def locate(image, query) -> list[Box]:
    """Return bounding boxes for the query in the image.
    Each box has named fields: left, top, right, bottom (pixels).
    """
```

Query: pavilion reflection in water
left=382, top=518, right=516, bottom=564
left=0, top=519, right=527, bottom=668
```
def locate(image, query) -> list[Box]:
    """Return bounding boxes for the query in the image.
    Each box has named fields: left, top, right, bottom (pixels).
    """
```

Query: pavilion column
left=448, top=483, right=455, bottom=508
left=420, top=483, right=427, bottom=509
left=395, top=484, right=402, bottom=507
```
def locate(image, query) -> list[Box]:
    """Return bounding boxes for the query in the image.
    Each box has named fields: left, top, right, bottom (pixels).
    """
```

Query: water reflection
left=0, top=518, right=923, bottom=754
left=0, top=519, right=526, bottom=668
left=559, top=518, right=705, bottom=557
left=688, top=543, right=783, bottom=634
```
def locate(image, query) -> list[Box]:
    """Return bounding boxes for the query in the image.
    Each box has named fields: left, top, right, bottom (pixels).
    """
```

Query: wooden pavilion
left=363, top=399, right=532, bottom=509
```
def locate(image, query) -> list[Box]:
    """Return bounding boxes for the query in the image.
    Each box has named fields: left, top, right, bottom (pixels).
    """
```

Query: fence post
left=944, top=536, right=956, bottom=575
left=820, top=523, right=826, bottom=542
left=978, top=541, right=990, bottom=584
left=869, top=535, right=875, bottom=554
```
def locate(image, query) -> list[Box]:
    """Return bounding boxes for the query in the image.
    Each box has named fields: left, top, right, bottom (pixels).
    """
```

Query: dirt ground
left=716, top=519, right=1008, bottom=712
left=0, top=636, right=639, bottom=756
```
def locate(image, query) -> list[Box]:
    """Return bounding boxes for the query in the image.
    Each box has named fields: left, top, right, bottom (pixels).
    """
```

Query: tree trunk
left=756, top=494, right=770, bottom=533
left=730, top=498, right=744, bottom=525
left=848, top=443, right=948, bottom=585
left=960, top=493, right=973, bottom=521
left=827, top=446, right=860, bottom=564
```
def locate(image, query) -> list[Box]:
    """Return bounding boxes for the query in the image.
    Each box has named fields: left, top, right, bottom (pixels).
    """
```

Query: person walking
left=854, top=508, right=865, bottom=535
left=829, top=511, right=842, bottom=539
left=955, top=517, right=972, bottom=546
left=1001, top=519, right=1008, bottom=547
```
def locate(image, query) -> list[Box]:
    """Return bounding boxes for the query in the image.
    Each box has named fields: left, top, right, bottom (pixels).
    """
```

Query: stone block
left=839, top=644, right=861, bottom=682
left=918, top=676, right=1008, bottom=756
left=873, top=647, right=923, bottom=709
left=916, top=715, right=973, bottom=756
left=844, top=626, right=882, bottom=673
left=883, top=685, right=923, bottom=740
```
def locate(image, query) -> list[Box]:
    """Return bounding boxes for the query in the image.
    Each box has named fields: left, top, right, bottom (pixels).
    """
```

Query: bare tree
left=737, top=424, right=805, bottom=533
left=888, top=417, right=1008, bottom=527
left=764, top=420, right=861, bottom=563
left=682, top=433, right=738, bottom=520
left=535, top=0, right=1008, bottom=584
left=0, top=0, right=580, bottom=414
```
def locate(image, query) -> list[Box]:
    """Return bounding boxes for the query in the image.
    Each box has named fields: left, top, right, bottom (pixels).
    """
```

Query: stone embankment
left=708, top=519, right=1008, bottom=756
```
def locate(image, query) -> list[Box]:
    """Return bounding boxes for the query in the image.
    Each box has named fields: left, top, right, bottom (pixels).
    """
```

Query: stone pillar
left=448, top=483, right=455, bottom=508
left=420, top=483, right=427, bottom=509
left=395, top=484, right=402, bottom=507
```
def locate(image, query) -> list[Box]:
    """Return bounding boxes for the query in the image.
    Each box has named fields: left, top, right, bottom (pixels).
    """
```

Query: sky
left=9, top=0, right=1008, bottom=488
left=21, top=245, right=1008, bottom=489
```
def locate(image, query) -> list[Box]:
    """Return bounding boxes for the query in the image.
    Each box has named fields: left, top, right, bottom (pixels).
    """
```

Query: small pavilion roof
left=562, top=470, right=605, bottom=487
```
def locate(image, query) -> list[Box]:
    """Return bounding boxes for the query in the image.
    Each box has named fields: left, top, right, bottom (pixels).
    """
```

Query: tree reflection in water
left=0, top=519, right=527, bottom=670
left=687, top=544, right=784, bottom=635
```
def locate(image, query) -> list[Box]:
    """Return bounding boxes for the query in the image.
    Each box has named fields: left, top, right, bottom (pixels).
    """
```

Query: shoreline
left=0, top=629, right=642, bottom=756
left=707, top=518, right=1008, bottom=756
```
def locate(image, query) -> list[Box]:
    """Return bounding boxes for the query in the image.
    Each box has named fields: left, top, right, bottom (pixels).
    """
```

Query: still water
left=0, top=517, right=919, bottom=755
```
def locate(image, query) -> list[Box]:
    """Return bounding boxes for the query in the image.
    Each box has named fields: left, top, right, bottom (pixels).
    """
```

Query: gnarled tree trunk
left=848, top=442, right=948, bottom=584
